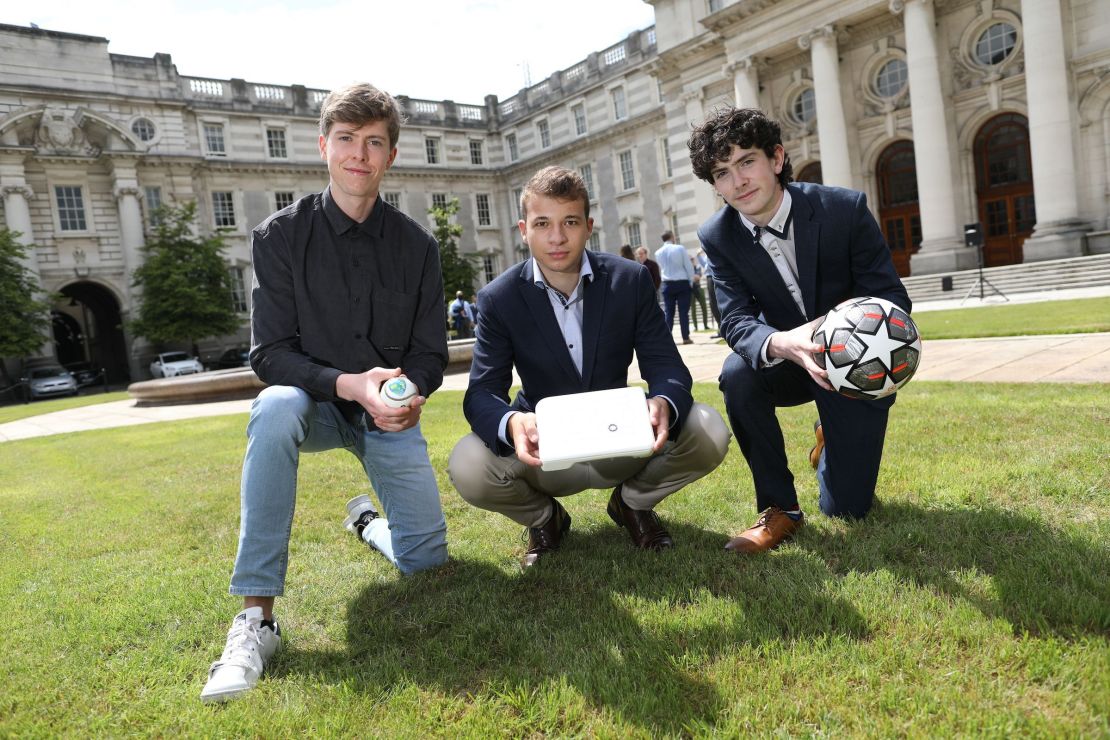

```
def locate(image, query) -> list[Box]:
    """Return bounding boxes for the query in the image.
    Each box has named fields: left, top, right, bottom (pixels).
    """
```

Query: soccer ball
left=811, top=296, right=921, bottom=400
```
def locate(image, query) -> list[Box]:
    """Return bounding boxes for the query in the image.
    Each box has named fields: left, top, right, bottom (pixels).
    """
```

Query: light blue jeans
left=230, top=386, right=448, bottom=596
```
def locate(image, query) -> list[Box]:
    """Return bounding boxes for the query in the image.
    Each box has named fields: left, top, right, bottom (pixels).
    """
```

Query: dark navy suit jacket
left=464, top=251, right=693, bottom=457
left=697, top=182, right=910, bottom=370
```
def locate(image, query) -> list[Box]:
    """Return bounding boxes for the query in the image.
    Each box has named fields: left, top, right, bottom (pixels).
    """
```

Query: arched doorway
left=876, top=140, right=921, bottom=277
left=56, top=282, right=130, bottom=385
left=973, top=113, right=1035, bottom=266
left=796, top=161, right=822, bottom=184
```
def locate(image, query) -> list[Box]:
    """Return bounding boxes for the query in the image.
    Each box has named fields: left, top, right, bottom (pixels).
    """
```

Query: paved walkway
left=1, top=286, right=1106, bottom=443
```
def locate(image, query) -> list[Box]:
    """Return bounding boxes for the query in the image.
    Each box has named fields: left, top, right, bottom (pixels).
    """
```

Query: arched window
left=876, top=141, right=920, bottom=277
left=973, top=113, right=1035, bottom=266
left=796, top=161, right=822, bottom=184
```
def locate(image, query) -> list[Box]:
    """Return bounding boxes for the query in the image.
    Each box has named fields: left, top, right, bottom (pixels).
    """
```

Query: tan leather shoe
left=808, top=420, right=824, bottom=470
left=724, top=507, right=804, bottom=554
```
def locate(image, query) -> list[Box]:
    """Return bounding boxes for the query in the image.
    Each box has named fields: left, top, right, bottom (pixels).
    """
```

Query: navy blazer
left=464, top=250, right=693, bottom=456
left=697, top=182, right=910, bottom=369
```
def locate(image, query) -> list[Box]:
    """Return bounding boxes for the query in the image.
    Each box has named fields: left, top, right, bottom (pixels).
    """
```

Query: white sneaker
left=200, top=606, right=282, bottom=703
left=343, top=494, right=380, bottom=537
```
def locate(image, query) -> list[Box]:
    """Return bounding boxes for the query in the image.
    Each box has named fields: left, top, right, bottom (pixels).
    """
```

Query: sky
left=9, top=0, right=658, bottom=103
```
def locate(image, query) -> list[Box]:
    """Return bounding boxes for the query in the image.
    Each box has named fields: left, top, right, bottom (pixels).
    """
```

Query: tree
left=429, top=197, right=478, bottom=302
left=129, top=201, right=240, bottom=357
left=0, top=229, right=53, bottom=387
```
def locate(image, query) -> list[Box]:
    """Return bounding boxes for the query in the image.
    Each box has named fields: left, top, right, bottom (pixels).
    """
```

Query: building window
left=425, top=137, right=440, bottom=164
left=229, top=266, right=248, bottom=313
left=383, top=191, right=401, bottom=209
left=143, top=186, right=163, bottom=227
left=572, top=103, right=587, bottom=136
left=482, top=254, right=498, bottom=283
left=506, top=133, right=519, bottom=162
left=874, top=59, right=908, bottom=98
left=588, top=232, right=601, bottom=251
left=975, top=22, right=1017, bottom=66
left=274, top=191, right=295, bottom=211
left=469, top=140, right=483, bottom=165
left=791, top=87, right=816, bottom=125
left=212, top=191, right=236, bottom=228
left=538, top=119, right=551, bottom=149
left=512, top=187, right=523, bottom=219
left=611, top=87, right=627, bottom=121
left=708, top=0, right=723, bottom=12
left=131, top=118, right=156, bottom=142
left=670, top=212, right=680, bottom=239
left=203, top=123, right=226, bottom=156
left=432, top=192, right=448, bottom=211
left=266, top=128, right=288, bottom=158
left=660, top=137, right=673, bottom=179
left=796, top=161, right=823, bottom=184
left=579, top=163, right=596, bottom=201
left=55, top=186, right=87, bottom=231
left=626, top=222, right=642, bottom=249
left=618, top=150, right=635, bottom=190
left=476, top=194, right=492, bottom=226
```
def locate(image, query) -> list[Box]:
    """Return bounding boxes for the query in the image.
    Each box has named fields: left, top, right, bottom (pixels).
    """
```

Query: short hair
left=635, top=246, right=648, bottom=257
left=619, top=244, right=635, bottom=260
left=318, top=83, right=404, bottom=148
left=687, top=107, right=793, bottom=187
left=661, top=231, right=674, bottom=243
left=520, top=166, right=590, bottom=221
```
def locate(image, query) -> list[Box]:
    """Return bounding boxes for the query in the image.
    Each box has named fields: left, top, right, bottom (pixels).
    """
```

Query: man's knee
left=447, top=434, right=497, bottom=506
left=248, top=385, right=313, bottom=438
left=682, top=403, right=732, bottom=470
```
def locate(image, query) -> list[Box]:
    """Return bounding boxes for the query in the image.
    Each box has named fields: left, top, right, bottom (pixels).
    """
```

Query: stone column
left=723, top=57, right=760, bottom=109
left=799, top=26, right=853, bottom=188
left=111, top=160, right=147, bottom=383
left=893, top=0, right=978, bottom=274
left=1, top=153, right=54, bottom=358
left=1020, top=0, right=1087, bottom=260
left=678, top=88, right=722, bottom=236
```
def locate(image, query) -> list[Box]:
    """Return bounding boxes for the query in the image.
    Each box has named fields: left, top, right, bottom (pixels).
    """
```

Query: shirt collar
left=737, top=188, right=792, bottom=240
left=531, top=254, right=593, bottom=294
left=322, top=186, right=386, bottom=238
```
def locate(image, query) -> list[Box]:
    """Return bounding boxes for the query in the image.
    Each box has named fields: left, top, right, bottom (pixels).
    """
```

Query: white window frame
left=481, top=253, right=499, bottom=284
left=579, top=163, right=596, bottom=202
left=143, top=185, right=163, bottom=228
left=52, top=183, right=91, bottom=234
left=537, top=118, right=551, bottom=149
left=588, top=231, right=601, bottom=251
left=610, top=86, right=628, bottom=122
left=617, top=149, right=636, bottom=191
left=512, top=187, right=523, bottom=220
left=211, top=190, right=237, bottom=229
left=228, top=264, right=249, bottom=314
left=626, top=221, right=642, bottom=250
left=424, top=136, right=441, bottom=165
left=273, top=190, right=296, bottom=211
left=199, top=116, right=231, bottom=158
left=506, top=132, right=519, bottom=162
left=431, top=192, right=449, bottom=211
left=469, top=139, right=484, bottom=165
left=263, top=122, right=289, bottom=160
left=382, top=191, right=402, bottom=210
left=571, top=101, right=588, bottom=137
left=475, top=193, right=494, bottom=228
left=129, top=116, right=159, bottom=145
left=660, top=137, right=673, bottom=180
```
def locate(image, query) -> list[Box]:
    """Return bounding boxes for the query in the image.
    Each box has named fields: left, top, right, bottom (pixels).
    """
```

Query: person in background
left=634, top=245, right=662, bottom=306
left=654, top=231, right=695, bottom=345
left=690, top=254, right=711, bottom=332
left=619, top=244, right=636, bottom=260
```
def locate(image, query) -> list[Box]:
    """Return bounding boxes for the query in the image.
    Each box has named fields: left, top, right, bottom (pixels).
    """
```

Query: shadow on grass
left=291, top=522, right=868, bottom=734
left=797, top=501, right=1110, bottom=637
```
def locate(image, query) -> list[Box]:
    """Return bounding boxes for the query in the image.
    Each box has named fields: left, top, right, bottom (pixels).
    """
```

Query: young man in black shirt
left=201, top=83, right=449, bottom=703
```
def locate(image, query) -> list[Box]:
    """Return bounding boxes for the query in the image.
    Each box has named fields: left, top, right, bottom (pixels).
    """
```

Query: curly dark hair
left=687, top=107, right=793, bottom=187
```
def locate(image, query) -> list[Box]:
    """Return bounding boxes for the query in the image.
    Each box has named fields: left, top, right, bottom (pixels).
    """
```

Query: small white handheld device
left=380, top=377, right=418, bottom=408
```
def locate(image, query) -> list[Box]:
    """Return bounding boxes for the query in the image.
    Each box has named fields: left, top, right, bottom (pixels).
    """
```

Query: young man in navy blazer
left=448, top=166, right=730, bottom=569
left=689, top=107, right=911, bottom=554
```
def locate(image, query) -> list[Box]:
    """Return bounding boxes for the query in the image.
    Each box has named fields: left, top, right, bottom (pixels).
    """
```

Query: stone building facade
left=1, top=0, right=1108, bottom=383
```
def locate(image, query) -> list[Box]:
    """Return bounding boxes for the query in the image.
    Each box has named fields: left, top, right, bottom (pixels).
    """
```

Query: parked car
left=25, top=366, right=78, bottom=399
left=211, top=347, right=250, bottom=370
left=65, top=361, right=100, bottom=388
left=150, top=351, right=204, bottom=378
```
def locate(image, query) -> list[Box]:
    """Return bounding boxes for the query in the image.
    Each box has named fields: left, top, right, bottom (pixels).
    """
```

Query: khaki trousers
left=447, top=402, right=731, bottom=528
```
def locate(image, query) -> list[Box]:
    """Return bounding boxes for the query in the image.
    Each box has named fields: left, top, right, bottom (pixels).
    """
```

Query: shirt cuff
left=497, top=410, right=518, bottom=446
left=655, top=394, right=680, bottom=429
left=759, top=335, right=785, bottom=369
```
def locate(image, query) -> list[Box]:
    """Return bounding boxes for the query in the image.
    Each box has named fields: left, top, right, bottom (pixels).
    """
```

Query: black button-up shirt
left=249, top=187, right=448, bottom=425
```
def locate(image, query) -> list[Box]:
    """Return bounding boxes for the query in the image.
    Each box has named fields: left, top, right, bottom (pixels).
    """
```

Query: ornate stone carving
left=1, top=184, right=35, bottom=200
left=113, top=185, right=141, bottom=201
left=34, top=108, right=100, bottom=157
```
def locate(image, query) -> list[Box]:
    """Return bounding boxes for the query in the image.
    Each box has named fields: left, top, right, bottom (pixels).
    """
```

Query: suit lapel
left=725, top=206, right=802, bottom=319
left=790, top=185, right=820, bottom=320
left=517, top=260, right=582, bottom=383
left=579, top=252, right=607, bottom=387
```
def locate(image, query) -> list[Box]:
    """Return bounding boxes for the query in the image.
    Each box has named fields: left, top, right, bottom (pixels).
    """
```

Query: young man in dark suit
left=448, top=166, right=730, bottom=569
left=689, top=107, right=910, bottom=554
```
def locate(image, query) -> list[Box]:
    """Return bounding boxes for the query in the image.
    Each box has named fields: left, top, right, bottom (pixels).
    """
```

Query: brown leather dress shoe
left=521, top=499, right=571, bottom=569
left=606, top=486, right=674, bottom=550
left=724, top=506, right=804, bottom=554
left=808, top=420, right=824, bottom=470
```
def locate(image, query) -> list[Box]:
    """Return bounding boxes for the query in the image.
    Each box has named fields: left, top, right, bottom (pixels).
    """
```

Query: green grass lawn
left=912, top=296, right=1110, bottom=339
left=1, top=383, right=1107, bottom=736
left=0, top=390, right=130, bottom=424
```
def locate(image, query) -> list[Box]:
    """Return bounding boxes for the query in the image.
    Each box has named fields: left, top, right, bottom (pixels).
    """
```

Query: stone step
left=904, top=254, right=1110, bottom=302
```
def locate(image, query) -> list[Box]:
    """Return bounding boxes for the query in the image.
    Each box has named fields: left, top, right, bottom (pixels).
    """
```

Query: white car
left=150, top=351, right=204, bottom=378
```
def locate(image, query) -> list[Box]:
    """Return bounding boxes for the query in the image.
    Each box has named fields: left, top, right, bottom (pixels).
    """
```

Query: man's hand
left=507, top=411, right=542, bottom=467
left=335, top=367, right=425, bottom=432
left=646, top=396, right=671, bottom=452
left=767, top=318, right=833, bottom=391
